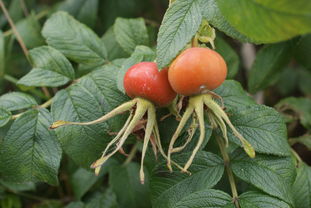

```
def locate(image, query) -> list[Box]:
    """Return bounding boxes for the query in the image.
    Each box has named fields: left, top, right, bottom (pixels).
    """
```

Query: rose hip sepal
left=166, top=47, right=255, bottom=173
left=50, top=62, right=188, bottom=184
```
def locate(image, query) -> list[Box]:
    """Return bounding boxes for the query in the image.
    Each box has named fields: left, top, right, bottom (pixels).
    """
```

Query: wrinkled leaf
left=0, top=108, right=11, bottom=127
left=151, top=151, right=224, bottom=208
left=174, top=189, right=232, bottom=208
left=114, top=18, right=149, bottom=54
left=292, top=163, right=311, bottom=208
left=102, top=27, right=128, bottom=61
left=0, top=109, right=62, bottom=185
left=231, top=149, right=295, bottom=205
left=0, top=92, right=37, bottom=111
left=157, top=0, right=203, bottom=68
left=18, top=46, right=75, bottom=87
left=214, top=80, right=255, bottom=111
left=239, top=191, right=291, bottom=208
left=216, top=0, right=311, bottom=43
left=248, top=41, right=293, bottom=93
left=227, top=104, right=291, bottom=156
left=42, top=11, right=107, bottom=65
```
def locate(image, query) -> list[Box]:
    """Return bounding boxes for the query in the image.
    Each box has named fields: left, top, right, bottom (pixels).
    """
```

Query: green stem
left=3, top=74, right=18, bottom=84
left=216, top=137, right=240, bottom=208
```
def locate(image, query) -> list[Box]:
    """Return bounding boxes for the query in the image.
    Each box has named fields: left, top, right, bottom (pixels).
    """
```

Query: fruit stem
left=204, top=95, right=255, bottom=158
left=140, top=106, right=156, bottom=184
left=50, top=99, right=137, bottom=129
left=167, top=105, right=194, bottom=171
left=216, top=137, right=240, bottom=208
left=182, top=95, right=205, bottom=172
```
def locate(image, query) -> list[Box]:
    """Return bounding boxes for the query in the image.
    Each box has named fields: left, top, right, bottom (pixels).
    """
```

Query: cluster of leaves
left=0, top=0, right=310, bottom=207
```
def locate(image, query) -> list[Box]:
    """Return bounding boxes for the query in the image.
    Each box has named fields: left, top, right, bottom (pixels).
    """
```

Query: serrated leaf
left=18, top=46, right=75, bottom=87
left=248, top=41, right=293, bottom=93
left=0, top=92, right=37, bottom=111
left=200, top=0, right=252, bottom=43
left=58, top=0, right=98, bottom=28
left=215, top=38, right=239, bottom=78
left=239, top=191, right=291, bottom=208
left=214, top=80, right=255, bottom=111
left=174, top=189, right=232, bottom=208
left=0, top=108, right=11, bottom=127
left=16, top=13, right=45, bottom=48
left=52, top=64, right=127, bottom=167
left=116, top=45, right=155, bottom=93
left=156, top=0, right=203, bottom=68
left=0, top=30, right=4, bottom=77
left=151, top=151, right=224, bottom=208
left=292, top=164, right=311, bottom=208
left=231, top=149, right=295, bottom=205
left=85, top=188, right=119, bottom=208
left=216, top=0, right=311, bottom=43
left=102, top=27, right=128, bottom=61
left=275, top=97, right=311, bottom=129
left=227, top=104, right=291, bottom=156
left=114, top=18, right=149, bottom=54
left=42, top=11, right=107, bottom=65
left=109, top=163, right=151, bottom=208
left=0, top=109, right=62, bottom=185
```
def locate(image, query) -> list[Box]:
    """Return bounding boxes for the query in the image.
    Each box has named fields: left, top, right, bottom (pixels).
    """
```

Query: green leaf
left=52, top=65, right=127, bottom=167
left=85, top=188, right=119, bottom=208
left=16, top=13, right=45, bottom=48
left=18, top=46, right=75, bottom=87
left=151, top=151, right=224, bottom=208
left=231, top=149, right=295, bottom=205
left=0, top=0, right=23, bottom=27
left=70, top=160, right=116, bottom=199
left=65, top=202, right=85, bottom=208
left=0, top=109, right=62, bottom=185
left=58, top=0, right=98, bottom=28
left=275, top=97, right=311, bottom=129
left=239, top=191, right=291, bottom=208
left=297, top=67, right=311, bottom=95
left=0, top=92, right=38, bottom=111
left=0, top=108, right=11, bottom=127
left=216, top=0, right=311, bottom=43
left=156, top=0, right=203, bottom=68
left=0, top=31, right=4, bottom=77
left=227, top=104, right=291, bottom=156
left=174, top=189, right=232, bottom=208
left=116, top=45, right=155, bottom=93
left=101, top=27, right=128, bottom=61
left=109, top=162, right=151, bottom=208
left=295, top=35, right=311, bottom=70
left=0, top=180, right=35, bottom=192
left=292, top=164, right=311, bottom=208
left=114, top=18, right=149, bottom=54
left=215, top=38, right=240, bottom=78
left=42, top=11, right=107, bottom=65
left=214, top=80, right=255, bottom=111
left=248, top=41, right=293, bottom=93
left=201, top=0, right=252, bottom=43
